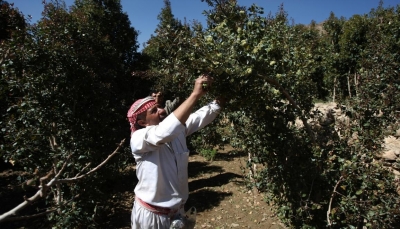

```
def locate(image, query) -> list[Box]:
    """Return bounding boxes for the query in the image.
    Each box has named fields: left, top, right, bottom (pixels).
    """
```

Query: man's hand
left=193, top=74, right=213, bottom=98
left=151, top=91, right=163, bottom=105
left=173, top=74, right=213, bottom=124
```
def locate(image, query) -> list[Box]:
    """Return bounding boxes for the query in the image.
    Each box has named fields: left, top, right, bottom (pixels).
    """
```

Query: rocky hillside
left=314, top=102, right=400, bottom=193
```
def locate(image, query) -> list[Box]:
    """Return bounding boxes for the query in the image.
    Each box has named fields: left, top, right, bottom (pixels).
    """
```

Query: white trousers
left=131, top=201, right=183, bottom=229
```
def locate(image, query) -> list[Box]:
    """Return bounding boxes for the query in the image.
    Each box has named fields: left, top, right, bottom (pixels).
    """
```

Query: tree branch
left=0, top=139, right=126, bottom=223
left=259, top=75, right=316, bottom=144
left=327, top=176, right=343, bottom=227
left=0, top=209, right=56, bottom=223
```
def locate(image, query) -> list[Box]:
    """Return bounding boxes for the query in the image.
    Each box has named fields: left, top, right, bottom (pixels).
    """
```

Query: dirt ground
left=184, top=150, right=285, bottom=229
left=104, top=146, right=286, bottom=229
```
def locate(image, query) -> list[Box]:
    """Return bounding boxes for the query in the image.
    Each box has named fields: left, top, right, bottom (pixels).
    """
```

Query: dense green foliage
left=144, top=0, right=400, bottom=228
left=0, top=0, right=147, bottom=227
left=1, top=0, right=399, bottom=228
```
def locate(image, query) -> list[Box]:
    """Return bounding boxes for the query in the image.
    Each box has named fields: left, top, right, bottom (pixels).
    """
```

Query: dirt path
left=186, top=148, right=285, bottom=229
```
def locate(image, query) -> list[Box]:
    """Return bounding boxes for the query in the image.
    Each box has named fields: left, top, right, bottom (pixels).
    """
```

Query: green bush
left=0, top=0, right=145, bottom=227
left=199, top=148, right=217, bottom=161
left=143, top=0, right=400, bottom=228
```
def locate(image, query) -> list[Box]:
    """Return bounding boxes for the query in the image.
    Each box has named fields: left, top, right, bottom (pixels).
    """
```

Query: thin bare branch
left=327, top=176, right=343, bottom=227
left=0, top=139, right=126, bottom=223
left=0, top=209, right=56, bottom=223
left=39, top=169, right=54, bottom=197
left=75, top=162, right=92, bottom=178
left=54, top=153, right=74, bottom=179
left=59, top=139, right=125, bottom=183
left=50, top=153, right=74, bottom=205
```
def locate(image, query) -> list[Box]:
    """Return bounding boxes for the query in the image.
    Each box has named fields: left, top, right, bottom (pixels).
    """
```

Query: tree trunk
left=333, top=76, right=336, bottom=103
left=347, top=71, right=352, bottom=98
left=354, top=72, right=358, bottom=97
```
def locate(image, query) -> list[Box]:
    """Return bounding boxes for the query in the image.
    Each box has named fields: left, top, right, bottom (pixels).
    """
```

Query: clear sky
left=8, top=0, right=400, bottom=50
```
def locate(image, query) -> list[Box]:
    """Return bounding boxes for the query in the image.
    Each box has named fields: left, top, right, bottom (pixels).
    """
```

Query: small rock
left=395, top=150, right=400, bottom=156
left=381, top=150, right=398, bottom=161
left=393, top=163, right=400, bottom=170
left=395, top=128, right=400, bottom=137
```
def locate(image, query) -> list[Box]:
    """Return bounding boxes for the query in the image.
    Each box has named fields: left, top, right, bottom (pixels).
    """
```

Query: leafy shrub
left=144, top=0, right=400, bottom=228
left=199, top=148, right=217, bottom=161
left=0, top=0, right=145, bottom=227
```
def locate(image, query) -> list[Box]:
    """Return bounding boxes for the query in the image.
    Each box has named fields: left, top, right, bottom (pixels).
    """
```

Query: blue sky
left=9, top=0, right=399, bottom=50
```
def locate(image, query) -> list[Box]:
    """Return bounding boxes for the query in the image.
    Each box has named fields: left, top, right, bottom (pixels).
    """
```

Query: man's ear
left=137, top=119, right=147, bottom=128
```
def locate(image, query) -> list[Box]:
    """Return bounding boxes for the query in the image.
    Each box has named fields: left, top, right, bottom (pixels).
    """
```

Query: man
left=127, top=74, right=223, bottom=229
left=150, top=89, right=181, bottom=115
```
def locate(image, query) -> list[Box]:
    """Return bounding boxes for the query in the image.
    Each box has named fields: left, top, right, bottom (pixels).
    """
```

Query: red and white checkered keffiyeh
left=127, top=96, right=156, bottom=133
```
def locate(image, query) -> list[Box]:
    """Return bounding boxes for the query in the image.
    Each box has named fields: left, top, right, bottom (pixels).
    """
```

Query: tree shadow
left=186, top=189, right=233, bottom=213
left=189, top=172, right=243, bottom=192
left=213, top=149, right=247, bottom=161
left=188, top=161, right=224, bottom=178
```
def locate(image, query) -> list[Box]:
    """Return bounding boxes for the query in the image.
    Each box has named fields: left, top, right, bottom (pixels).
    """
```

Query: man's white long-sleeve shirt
left=130, top=101, right=221, bottom=211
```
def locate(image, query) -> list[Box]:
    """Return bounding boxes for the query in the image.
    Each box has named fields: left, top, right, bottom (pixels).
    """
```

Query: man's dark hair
left=134, top=112, right=147, bottom=130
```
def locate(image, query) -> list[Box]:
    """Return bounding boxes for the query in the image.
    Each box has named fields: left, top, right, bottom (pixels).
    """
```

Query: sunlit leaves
left=147, top=0, right=400, bottom=228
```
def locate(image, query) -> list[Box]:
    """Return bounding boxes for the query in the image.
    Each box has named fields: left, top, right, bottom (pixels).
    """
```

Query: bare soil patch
left=185, top=147, right=285, bottom=229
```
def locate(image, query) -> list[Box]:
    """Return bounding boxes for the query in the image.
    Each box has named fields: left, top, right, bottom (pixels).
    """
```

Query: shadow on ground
left=185, top=189, right=233, bottom=213
left=187, top=171, right=243, bottom=213
left=188, top=161, right=224, bottom=178
left=213, top=149, right=247, bottom=161
left=189, top=172, right=242, bottom=192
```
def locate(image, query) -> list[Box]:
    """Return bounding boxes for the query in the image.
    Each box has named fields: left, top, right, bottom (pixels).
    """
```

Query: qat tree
left=142, top=0, right=192, bottom=95
left=0, top=0, right=26, bottom=163
left=323, top=3, right=400, bottom=228
left=322, top=12, right=346, bottom=101
left=293, top=21, right=330, bottom=100
left=323, top=11, right=371, bottom=100
left=143, top=0, right=186, bottom=58
left=148, top=0, right=400, bottom=227
left=339, top=14, right=370, bottom=98
left=0, top=0, right=139, bottom=227
left=147, top=0, right=321, bottom=224
left=0, top=0, right=26, bottom=40
left=149, top=0, right=318, bottom=144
